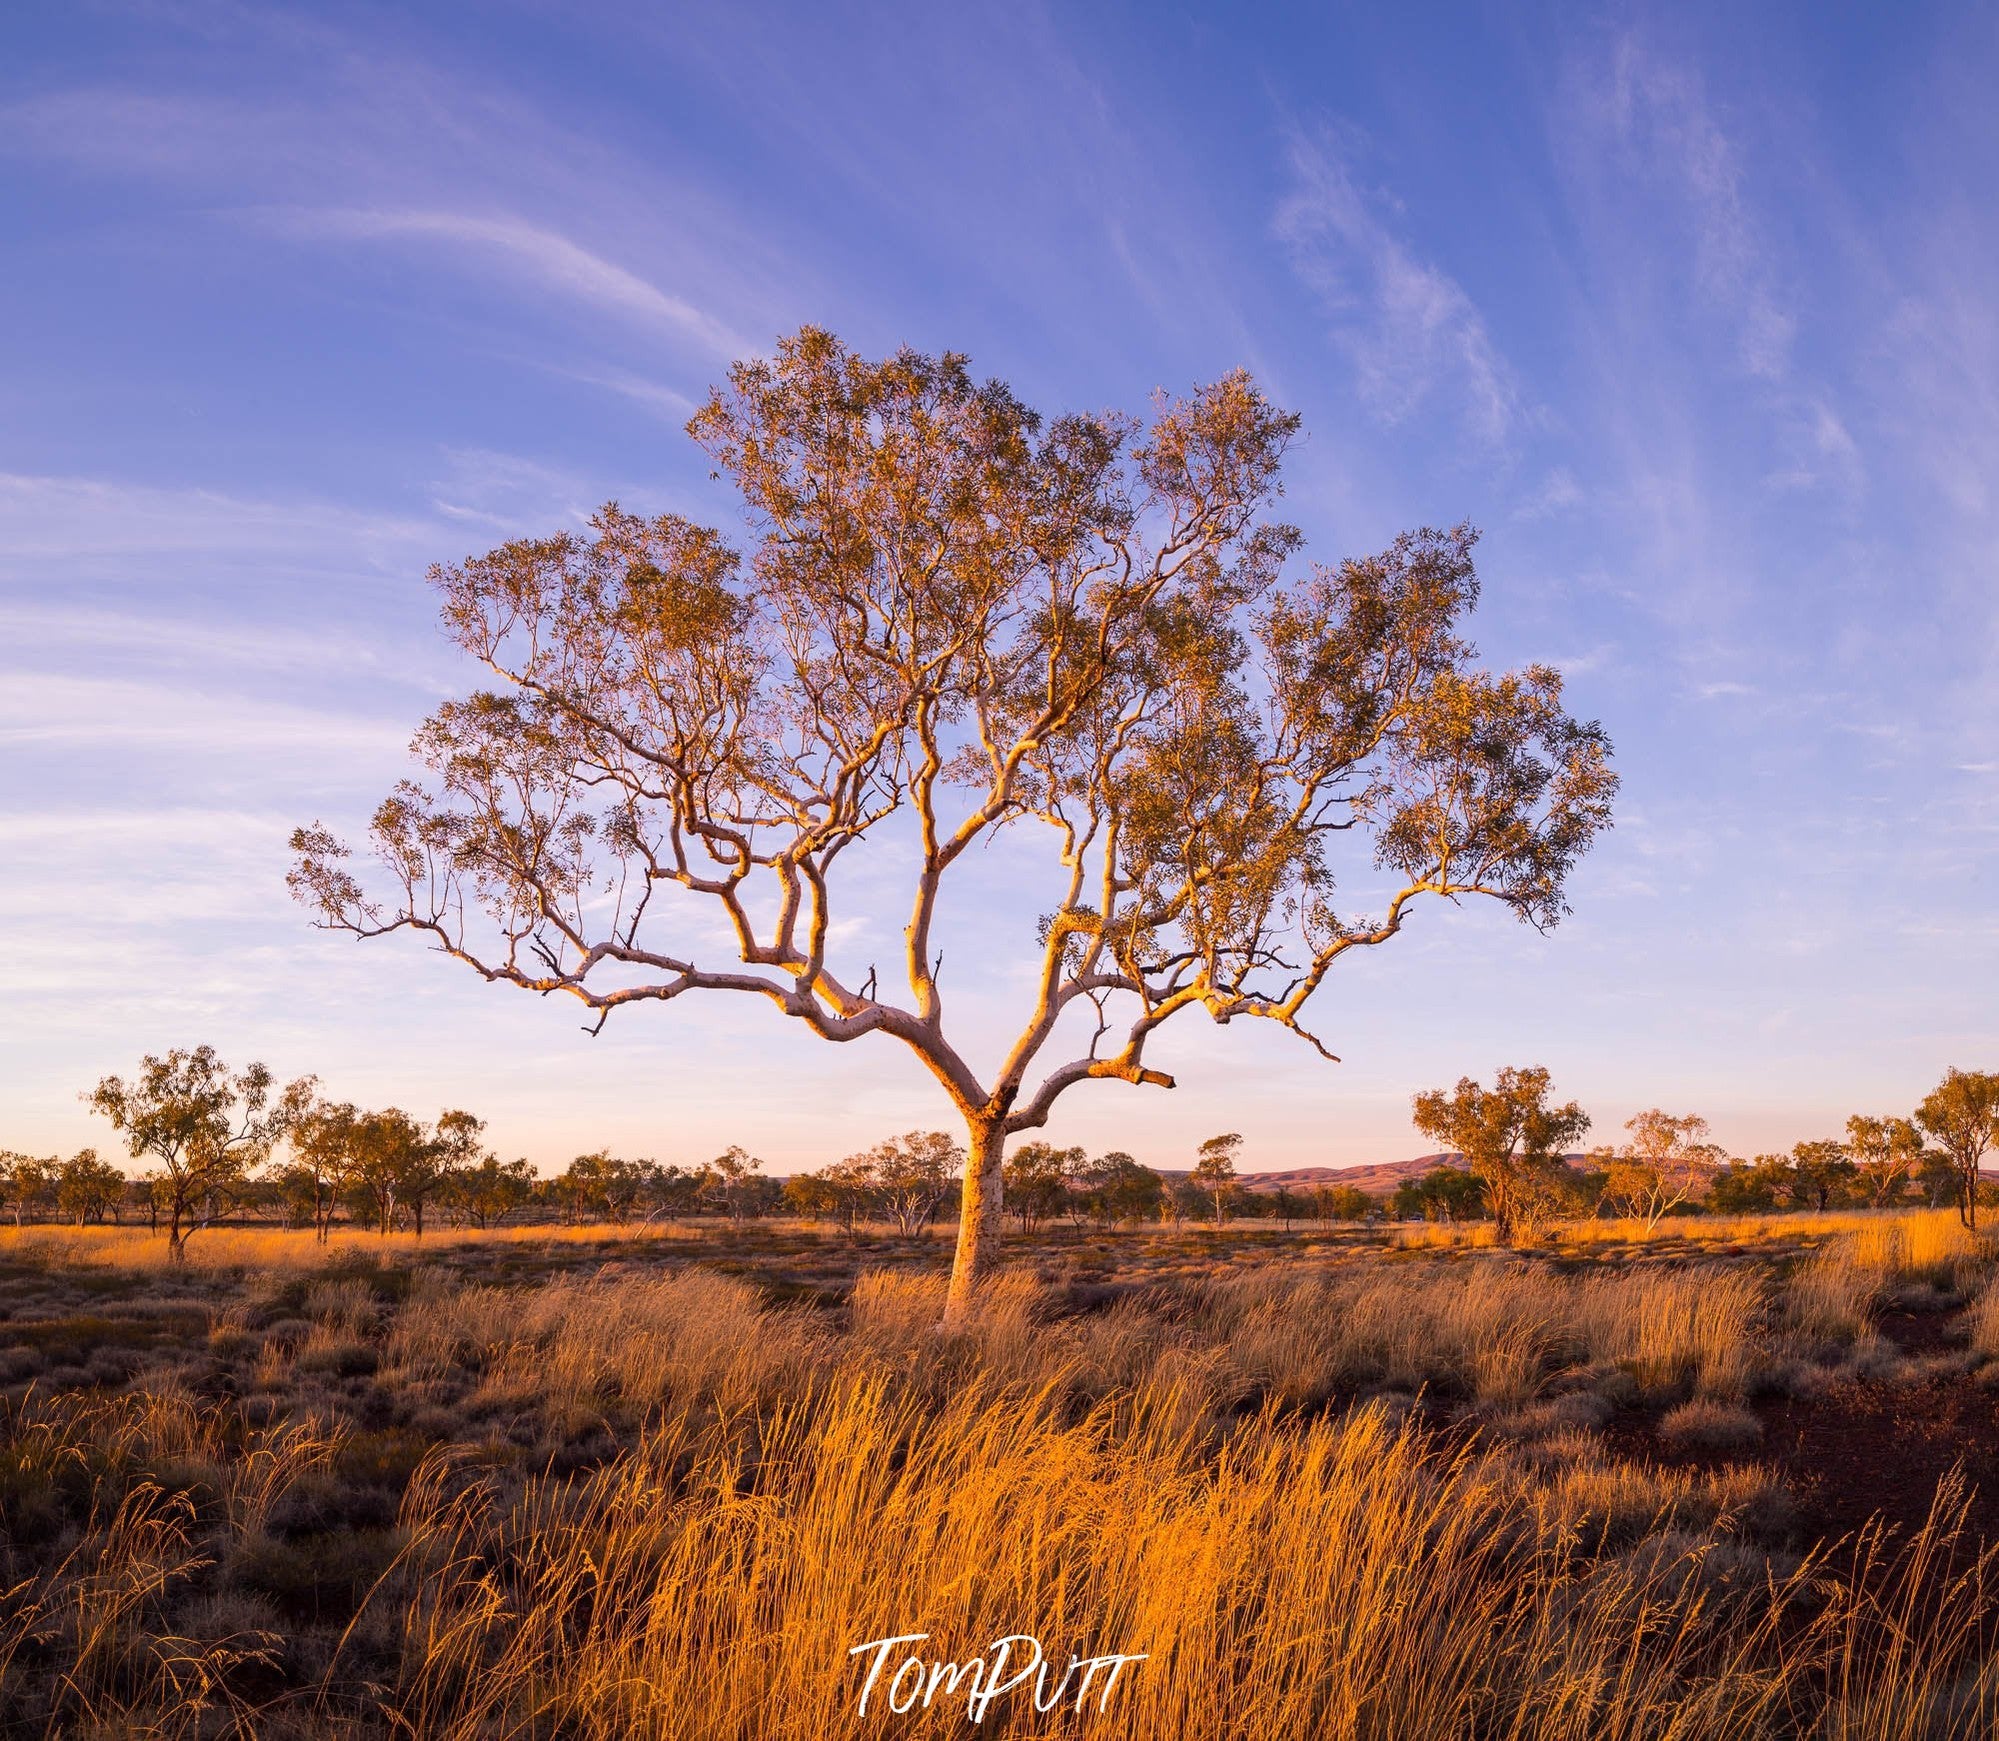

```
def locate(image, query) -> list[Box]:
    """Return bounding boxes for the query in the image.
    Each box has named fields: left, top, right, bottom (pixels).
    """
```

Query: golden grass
left=3, top=1264, right=1998, bottom=1738
left=0, top=1217, right=733, bottom=1273
left=5, top=1203, right=1987, bottom=1277
left=1591, top=1204, right=1993, bottom=1257
left=1968, top=1275, right=1999, bottom=1362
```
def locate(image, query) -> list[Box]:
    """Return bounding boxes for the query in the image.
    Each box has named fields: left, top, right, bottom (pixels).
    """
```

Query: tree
left=447, top=1154, right=538, bottom=1228
left=1844, top=1114, right=1924, bottom=1208
left=416, top=1110, right=487, bottom=1234
left=1788, top=1139, right=1856, bottom=1213
left=1916, top=1068, right=1999, bottom=1231
left=1002, top=1140, right=1071, bottom=1233
left=702, top=1145, right=765, bottom=1224
left=1092, top=1152, right=1164, bottom=1226
left=1392, top=1165, right=1486, bottom=1223
left=785, top=1154, right=877, bottom=1234
left=86, top=1048, right=312, bottom=1262
left=555, top=1149, right=653, bottom=1222
left=0, top=1152, right=54, bottom=1227
left=1320, top=1183, right=1374, bottom=1221
left=288, top=1099, right=361, bottom=1241
left=1410, top=1067, right=1589, bottom=1244
left=1057, top=1147, right=1099, bottom=1230
left=1916, top=1146, right=1960, bottom=1211
left=860, top=1130, right=962, bottom=1235
left=324, top=1104, right=478, bottom=1236
left=646, top=1163, right=706, bottom=1221
left=1707, top=1154, right=1792, bottom=1214
left=340, top=1107, right=427, bottom=1233
left=1192, top=1132, right=1241, bottom=1227
left=1167, top=1176, right=1207, bottom=1226
left=54, top=1149, right=126, bottom=1226
left=1598, top=1109, right=1721, bottom=1230
left=288, top=328, right=1617, bottom=1323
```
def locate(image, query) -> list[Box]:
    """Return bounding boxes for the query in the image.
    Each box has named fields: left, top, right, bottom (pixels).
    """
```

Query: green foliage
left=85, top=1047, right=313, bottom=1259
left=1392, top=1166, right=1488, bottom=1223
left=1917, top=1068, right=1999, bottom=1230
left=1411, top=1067, right=1589, bottom=1242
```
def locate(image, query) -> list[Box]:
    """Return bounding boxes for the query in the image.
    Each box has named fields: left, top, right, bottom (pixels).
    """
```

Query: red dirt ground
left=1611, top=1308, right=1999, bottom=1549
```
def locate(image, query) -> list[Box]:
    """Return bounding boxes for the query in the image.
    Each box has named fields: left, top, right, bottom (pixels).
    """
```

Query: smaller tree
left=1843, top=1114, right=1924, bottom=1208
left=402, top=1108, right=484, bottom=1235
left=1707, top=1154, right=1792, bottom=1214
left=0, top=1152, right=55, bottom=1227
left=1002, top=1141, right=1071, bottom=1234
left=341, top=1107, right=428, bottom=1233
left=646, top=1163, right=705, bottom=1221
left=288, top=1099, right=361, bottom=1241
left=1788, top=1139, right=1856, bottom=1213
left=1053, top=1146, right=1096, bottom=1231
left=1392, top=1165, right=1486, bottom=1224
left=86, top=1048, right=313, bottom=1262
left=1915, top=1146, right=1960, bottom=1211
left=556, top=1150, right=650, bottom=1222
left=1916, top=1069, right=1999, bottom=1231
left=133, top=1171, right=166, bottom=1232
left=602, top=1153, right=645, bottom=1222
left=1410, top=1067, right=1589, bottom=1244
left=54, top=1149, right=126, bottom=1226
left=1598, top=1110, right=1721, bottom=1230
left=1325, top=1183, right=1374, bottom=1221
left=865, top=1131, right=962, bottom=1236
left=1094, top=1153, right=1164, bottom=1226
left=785, top=1154, right=878, bottom=1235
left=1192, top=1133, right=1242, bottom=1228
left=702, top=1145, right=765, bottom=1225
left=1167, top=1177, right=1208, bottom=1226
left=448, top=1154, right=538, bottom=1228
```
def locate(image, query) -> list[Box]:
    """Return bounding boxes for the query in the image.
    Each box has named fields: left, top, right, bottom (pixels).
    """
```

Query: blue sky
left=4, top=2, right=1995, bottom=1174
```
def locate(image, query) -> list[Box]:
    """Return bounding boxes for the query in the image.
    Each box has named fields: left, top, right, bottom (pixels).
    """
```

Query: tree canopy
left=1411, top=1066, right=1590, bottom=1244
left=1916, top=1068, right=1999, bottom=1230
left=85, top=1047, right=313, bottom=1261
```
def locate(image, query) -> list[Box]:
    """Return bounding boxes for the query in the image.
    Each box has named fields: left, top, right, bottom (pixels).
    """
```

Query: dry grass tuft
left=1658, top=1397, right=1765, bottom=1452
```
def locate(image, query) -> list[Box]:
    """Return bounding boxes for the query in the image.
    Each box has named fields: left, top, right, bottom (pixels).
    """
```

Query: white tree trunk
left=944, top=1119, right=1006, bottom=1325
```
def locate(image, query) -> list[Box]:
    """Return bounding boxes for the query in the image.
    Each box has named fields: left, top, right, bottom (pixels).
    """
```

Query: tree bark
left=944, top=1118, right=1007, bottom=1325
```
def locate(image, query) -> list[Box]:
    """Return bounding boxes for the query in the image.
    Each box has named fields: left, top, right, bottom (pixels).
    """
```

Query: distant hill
left=1222, top=1154, right=1592, bottom=1195
left=1153, top=1155, right=1469, bottom=1196
left=1232, top=1155, right=1461, bottom=1196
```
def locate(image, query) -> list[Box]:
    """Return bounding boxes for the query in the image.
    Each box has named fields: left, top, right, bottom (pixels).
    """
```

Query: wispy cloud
left=542, top=364, right=699, bottom=421
left=1593, top=38, right=1795, bottom=382
left=259, top=207, right=753, bottom=360
left=0, top=473, right=436, bottom=566
left=1514, top=466, right=1583, bottom=520
left=0, top=602, right=448, bottom=691
left=0, top=672, right=410, bottom=755
left=1765, top=397, right=1864, bottom=495
left=1275, top=128, right=1519, bottom=447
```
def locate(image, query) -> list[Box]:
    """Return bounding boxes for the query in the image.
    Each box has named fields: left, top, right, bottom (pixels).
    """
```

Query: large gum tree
left=289, top=327, right=1617, bottom=1321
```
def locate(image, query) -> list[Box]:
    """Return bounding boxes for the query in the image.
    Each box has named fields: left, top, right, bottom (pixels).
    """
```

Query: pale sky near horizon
left=3, top=2, right=1995, bottom=1177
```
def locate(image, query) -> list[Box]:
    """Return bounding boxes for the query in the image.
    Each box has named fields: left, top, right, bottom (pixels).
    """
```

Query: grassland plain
left=3, top=1211, right=1999, bottom=1736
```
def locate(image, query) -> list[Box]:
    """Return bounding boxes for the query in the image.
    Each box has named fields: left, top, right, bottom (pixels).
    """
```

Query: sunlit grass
left=0, top=1216, right=740, bottom=1273
left=4, top=1259, right=1999, bottom=1737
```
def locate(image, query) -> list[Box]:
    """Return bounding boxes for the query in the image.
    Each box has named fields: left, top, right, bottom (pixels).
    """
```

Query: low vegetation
left=3, top=1207, right=1999, bottom=1736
